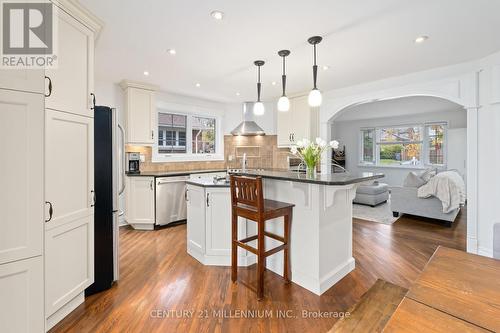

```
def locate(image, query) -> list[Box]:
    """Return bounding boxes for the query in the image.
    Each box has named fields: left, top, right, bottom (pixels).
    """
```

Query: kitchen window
left=360, top=123, right=446, bottom=168
left=153, top=111, right=222, bottom=162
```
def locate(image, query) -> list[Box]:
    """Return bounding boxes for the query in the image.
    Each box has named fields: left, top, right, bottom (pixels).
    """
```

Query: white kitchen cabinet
left=45, top=6, right=95, bottom=117
left=0, top=90, right=44, bottom=265
left=0, top=256, right=44, bottom=333
left=205, top=188, right=232, bottom=256
left=277, top=95, right=319, bottom=147
left=189, top=172, right=227, bottom=180
left=120, top=81, right=158, bottom=145
left=186, top=185, right=254, bottom=266
left=44, top=109, right=94, bottom=320
left=126, top=177, right=156, bottom=230
left=0, top=69, right=45, bottom=94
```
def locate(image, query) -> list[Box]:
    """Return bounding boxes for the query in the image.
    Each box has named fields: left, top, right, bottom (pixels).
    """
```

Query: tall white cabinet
left=0, top=77, right=45, bottom=333
left=43, top=1, right=102, bottom=330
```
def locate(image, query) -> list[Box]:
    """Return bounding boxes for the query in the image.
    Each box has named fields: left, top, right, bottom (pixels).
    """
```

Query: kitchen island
left=186, top=170, right=383, bottom=295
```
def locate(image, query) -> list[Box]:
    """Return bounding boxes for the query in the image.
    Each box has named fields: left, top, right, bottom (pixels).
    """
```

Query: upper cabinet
left=120, top=81, right=158, bottom=145
left=0, top=69, right=45, bottom=94
left=277, top=95, right=319, bottom=147
left=45, top=4, right=98, bottom=117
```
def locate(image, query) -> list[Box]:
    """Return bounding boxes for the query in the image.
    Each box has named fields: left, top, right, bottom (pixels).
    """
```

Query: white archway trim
left=320, top=69, right=480, bottom=255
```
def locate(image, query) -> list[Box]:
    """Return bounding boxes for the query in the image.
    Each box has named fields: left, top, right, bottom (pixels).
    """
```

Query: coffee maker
left=126, top=152, right=140, bottom=174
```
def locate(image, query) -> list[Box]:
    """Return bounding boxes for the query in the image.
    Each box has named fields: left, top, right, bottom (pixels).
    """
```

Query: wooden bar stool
left=230, top=175, right=294, bottom=300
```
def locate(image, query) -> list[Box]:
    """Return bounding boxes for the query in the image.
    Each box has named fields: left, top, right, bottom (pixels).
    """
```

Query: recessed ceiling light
left=235, top=92, right=240, bottom=96
left=271, top=81, right=277, bottom=86
left=211, top=10, right=224, bottom=20
left=323, top=65, right=330, bottom=70
left=143, top=71, right=149, bottom=76
left=195, top=83, right=201, bottom=87
left=167, top=48, right=176, bottom=55
left=414, top=35, right=429, bottom=44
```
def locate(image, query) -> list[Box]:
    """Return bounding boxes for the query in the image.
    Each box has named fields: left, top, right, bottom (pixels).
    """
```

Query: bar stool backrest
left=230, top=175, right=264, bottom=212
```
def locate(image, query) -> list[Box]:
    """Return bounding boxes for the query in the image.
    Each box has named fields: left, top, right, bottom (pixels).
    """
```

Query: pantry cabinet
left=0, top=90, right=44, bottom=265
left=120, top=81, right=158, bottom=145
left=277, top=95, right=319, bottom=147
left=45, top=7, right=95, bottom=118
left=0, top=69, right=45, bottom=94
left=126, top=177, right=156, bottom=230
left=0, top=256, right=44, bottom=333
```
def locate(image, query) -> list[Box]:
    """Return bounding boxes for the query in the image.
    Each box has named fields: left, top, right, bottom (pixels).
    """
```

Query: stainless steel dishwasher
left=155, top=176, right=190, bottom=226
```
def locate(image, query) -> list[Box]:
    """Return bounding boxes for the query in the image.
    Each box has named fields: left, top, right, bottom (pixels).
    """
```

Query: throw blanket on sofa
left=417, top=171, right=466, bottom=213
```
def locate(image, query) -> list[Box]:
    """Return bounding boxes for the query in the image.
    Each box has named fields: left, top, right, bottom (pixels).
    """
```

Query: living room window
left=360, top=123, right=447, bottom=168
left=153, top=110, right=222, bottom=162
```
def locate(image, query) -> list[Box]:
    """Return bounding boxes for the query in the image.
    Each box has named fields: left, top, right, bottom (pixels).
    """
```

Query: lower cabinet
left=45, top=215, right=94, bottom=319
left=126, top=177, right=155, bottom=230
left=0, top=256, right=44, bottom=333
left=186, top=185, right=255, bottom=266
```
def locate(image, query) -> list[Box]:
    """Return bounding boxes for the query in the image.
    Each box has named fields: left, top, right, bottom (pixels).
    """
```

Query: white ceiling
left=333, top=96, right=464, bottom=122
left=81, top=0, right=500, bottom=103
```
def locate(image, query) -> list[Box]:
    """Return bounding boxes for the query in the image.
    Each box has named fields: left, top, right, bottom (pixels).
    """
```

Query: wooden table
left=384, top=246, right=500, bottom=332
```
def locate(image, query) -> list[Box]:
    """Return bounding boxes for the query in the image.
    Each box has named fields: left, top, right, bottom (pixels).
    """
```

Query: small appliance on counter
left=126, top=152, right=140, bottom=174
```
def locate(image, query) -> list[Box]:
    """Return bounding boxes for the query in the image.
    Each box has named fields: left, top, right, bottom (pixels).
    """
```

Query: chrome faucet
left=242, top=153, right=247, bottom=172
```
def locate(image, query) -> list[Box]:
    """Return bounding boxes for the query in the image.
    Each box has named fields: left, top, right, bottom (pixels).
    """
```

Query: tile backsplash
left=125, top=135, right=291, bottom=172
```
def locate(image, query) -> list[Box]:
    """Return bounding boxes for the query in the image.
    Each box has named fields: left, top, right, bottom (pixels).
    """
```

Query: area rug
left=353, top=197, right=400, bottom=225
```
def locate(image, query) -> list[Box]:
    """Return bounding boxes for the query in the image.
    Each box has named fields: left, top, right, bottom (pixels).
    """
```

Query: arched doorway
left=319, top=73, right=480, bottom=254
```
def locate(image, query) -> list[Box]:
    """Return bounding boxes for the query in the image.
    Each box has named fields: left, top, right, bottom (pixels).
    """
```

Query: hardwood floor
left=50, top=211, right=466, bottom=333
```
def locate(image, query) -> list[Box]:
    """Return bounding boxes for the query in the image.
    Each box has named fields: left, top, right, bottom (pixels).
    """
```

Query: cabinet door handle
left=185, top=188, right=189, bottom=201
left=45, top=201, right=53, bottom=222
left=90, top=93, right=96, bottom=110
left=45, top=76, right=52, bottom=97
left=151, top=130, right=154, bottom=140
left=90, top=190, right=96, bottom=207
left=150, top=180, right=154, bottom=190
left=206, top=193, right=210, bottom=207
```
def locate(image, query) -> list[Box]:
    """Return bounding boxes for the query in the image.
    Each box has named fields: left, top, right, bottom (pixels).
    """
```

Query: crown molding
left=119, top=80, right=159, bottom=91
left=51, top=0, right=104, bottom=39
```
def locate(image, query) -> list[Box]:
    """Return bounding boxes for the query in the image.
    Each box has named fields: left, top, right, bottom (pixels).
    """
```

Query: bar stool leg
left=257, top=219, right=265, bottom=300
left=283, top=209, right=292, bottom=284
left=231, top=212, right=238, bottom=283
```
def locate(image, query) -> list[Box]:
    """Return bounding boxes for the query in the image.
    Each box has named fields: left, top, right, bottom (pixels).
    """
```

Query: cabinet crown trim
left=51, top=0, right=104, bottom=37
left=120, top=80, right=159, bottom=91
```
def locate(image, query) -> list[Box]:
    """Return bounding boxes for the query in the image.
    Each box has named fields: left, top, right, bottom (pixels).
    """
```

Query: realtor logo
left=1, top=0, right=57, bottom=68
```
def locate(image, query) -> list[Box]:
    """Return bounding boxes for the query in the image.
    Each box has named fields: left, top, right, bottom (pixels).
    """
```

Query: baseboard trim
left=187, top=247, right=256, bottom=267
left=319, top=257, right=356, bottom=294
left=45, top=292, right=84, bottom=331
left=129, top=224, right=154, bottom=231
left=477, top=246, right=493, bottom=258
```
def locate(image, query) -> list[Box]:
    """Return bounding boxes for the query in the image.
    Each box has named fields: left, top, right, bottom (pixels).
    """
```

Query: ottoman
left=353, top=182, right=389, bottom=207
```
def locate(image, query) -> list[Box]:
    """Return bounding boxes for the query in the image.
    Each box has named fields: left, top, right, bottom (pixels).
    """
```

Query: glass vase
left=306, top=164, right=317, bottom=178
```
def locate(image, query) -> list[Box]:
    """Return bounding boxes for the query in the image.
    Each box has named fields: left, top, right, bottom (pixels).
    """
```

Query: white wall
left=332, top=109, right=467, bottom=186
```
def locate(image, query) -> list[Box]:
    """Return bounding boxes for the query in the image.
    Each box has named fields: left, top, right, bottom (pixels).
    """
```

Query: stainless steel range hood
left=231, top=102, right=265, bottom=136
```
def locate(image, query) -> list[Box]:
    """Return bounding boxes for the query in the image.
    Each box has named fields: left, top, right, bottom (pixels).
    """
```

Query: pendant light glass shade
left=308, top=88, right=322, bottom=107
left=253, top=101, right=265, bottom=116
left=277, top=96, right=290, bottom=112
left=253, top=60, right=265, bottom=116
left=308, top=36, right=323, bottom=107
left=277, top=50, right=291, bottom=112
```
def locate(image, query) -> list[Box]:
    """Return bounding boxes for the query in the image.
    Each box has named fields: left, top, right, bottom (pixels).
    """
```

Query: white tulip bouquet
left=291, top=138, right=340, bottom=176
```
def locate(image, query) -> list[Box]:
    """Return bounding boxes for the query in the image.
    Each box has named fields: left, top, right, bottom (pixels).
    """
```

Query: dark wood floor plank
left=50, top=210, right=466, bottom=333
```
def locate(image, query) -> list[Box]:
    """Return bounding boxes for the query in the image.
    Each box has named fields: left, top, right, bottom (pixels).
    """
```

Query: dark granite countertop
left=126, top=169, right=226, bottom=178
left=231, top=169, right=384, bottom=186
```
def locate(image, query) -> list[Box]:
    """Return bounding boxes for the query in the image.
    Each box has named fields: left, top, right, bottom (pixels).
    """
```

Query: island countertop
left=232, top=169, right=384, bottom=186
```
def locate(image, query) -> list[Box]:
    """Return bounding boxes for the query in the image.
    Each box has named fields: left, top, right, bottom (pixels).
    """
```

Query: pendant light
left=307, top=36, right=323, bottom=107
left=253, top=60, right=265, bottom=116
left=277, top=50, right=291, bottom=112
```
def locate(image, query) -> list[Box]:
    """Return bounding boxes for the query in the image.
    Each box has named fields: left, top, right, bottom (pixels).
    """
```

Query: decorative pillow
left=418, top=168, right=437, bottom=182
left=404, top=171, right=427, bottom=188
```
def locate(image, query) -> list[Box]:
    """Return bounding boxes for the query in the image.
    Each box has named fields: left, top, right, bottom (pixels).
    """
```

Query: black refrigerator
left=85, top=106, right=123, bottom=295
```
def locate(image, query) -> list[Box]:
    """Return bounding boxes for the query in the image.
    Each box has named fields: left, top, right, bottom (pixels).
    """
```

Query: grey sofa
left=391, top=186, right=460, bottom=226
